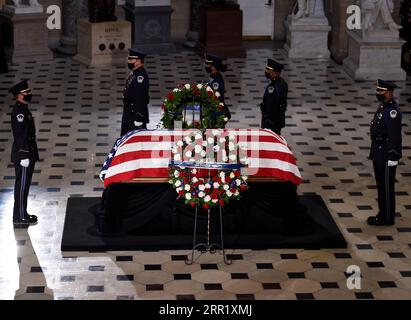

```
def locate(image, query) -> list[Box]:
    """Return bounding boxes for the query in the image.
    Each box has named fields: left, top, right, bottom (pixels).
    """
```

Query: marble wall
left=170, top=0, right=190, bottom=43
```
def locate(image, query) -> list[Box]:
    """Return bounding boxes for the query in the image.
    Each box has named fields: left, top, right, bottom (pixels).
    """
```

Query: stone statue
left=88, top=0, right=117, bottom=23
left=293, top=0, right=325, bottom=20
left=359, top=0, right=401, bottom=31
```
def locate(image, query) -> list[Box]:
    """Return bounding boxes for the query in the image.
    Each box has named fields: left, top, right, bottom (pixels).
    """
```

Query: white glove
left=388, top=160, right=398, bottom=167
left=20, top=159, right=30, bottom=168
left=134, top=121, right=143, bottom=127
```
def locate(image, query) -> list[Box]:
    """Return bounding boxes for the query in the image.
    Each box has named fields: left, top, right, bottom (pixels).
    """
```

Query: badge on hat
left=17, top=114, right=24, bottom=123
left=390, top=110, right=398, bottom=118
left=268, top=86, right=275, bottom=94
left=212, top=82, right=219, bottom=91
left=137, top=76, right=144, bottom=83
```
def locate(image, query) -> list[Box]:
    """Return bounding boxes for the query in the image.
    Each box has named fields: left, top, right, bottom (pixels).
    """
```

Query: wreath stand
left=185, top=202, right=232, bottom=265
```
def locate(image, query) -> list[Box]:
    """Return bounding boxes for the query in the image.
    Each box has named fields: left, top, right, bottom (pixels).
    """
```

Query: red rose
left=240, top=185, right=247, bottom=191
left=166, top=92, right=174, bottom=101
left=219, top=200, right=225, bottom=206
left=178, top=191, right=184, bottom=196
left=207, top=91, right=213, bottom=97
left=203, top=203, right=210, bottom=209
left=230, top=188, right=236, bottom=193
left=190, top=202, right=196, bottom=207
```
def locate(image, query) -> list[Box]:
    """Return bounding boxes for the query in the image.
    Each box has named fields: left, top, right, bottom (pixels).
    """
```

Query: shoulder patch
left=16, top=114, right=24, bottom=123
left=137, top=76, right=144, bottom=83
left=390, top=110, right=398, bottom=119
left=268, top=86, right=275, bottom=94
left=212, top=82, right=219, bottom=91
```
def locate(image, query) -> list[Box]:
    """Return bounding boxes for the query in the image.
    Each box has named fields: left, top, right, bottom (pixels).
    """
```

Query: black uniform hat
left=128, top=48, right=146, bottom=60
left=9, top=80, right=31, bottom=96
left=266, top=59, right=284, bottom=72
left=376, top=79, right=397, bottom=91
left=205, top=53, right=223, bottom=69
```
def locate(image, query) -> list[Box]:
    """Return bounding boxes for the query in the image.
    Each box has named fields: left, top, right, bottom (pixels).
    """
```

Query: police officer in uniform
left=205, top=53, right=231, bottom=125
left=367, top=79, right=402, bottom=226
left=9, top=80, right=39, bottom=227
left=259, top=59, right=288, bottom=135
left=121, top=48, right=150, bottom=136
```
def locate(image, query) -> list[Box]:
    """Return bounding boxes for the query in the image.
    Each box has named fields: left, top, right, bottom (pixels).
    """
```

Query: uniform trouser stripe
left=20, top=166, right=27, bottom=219
left=384, top=162, right=390, bottom=222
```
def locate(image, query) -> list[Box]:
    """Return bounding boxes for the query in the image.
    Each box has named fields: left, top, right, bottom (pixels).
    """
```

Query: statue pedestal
left=284, top=15, right=331, bottom=59
left=343, top=30, right=406, bottom=81
left=124, top=0, right=176, bottom=54
left=0, top=7, right=53, bottom=64
left=73, top=19, right=131, bottom=66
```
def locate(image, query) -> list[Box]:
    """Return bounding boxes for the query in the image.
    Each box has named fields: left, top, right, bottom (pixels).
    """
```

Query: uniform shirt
left=369, top=99, right=402, bottom=161
left=207, top=72, right=231, bottom=120
left=261, top=76, right=288, bottom=128
left=10, top=102, right=39, bottom=163
left=122, top=67, right=150, bottom=123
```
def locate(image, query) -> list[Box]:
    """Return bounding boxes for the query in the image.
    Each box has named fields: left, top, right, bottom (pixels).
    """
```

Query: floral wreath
left=160, top=83, right=228, bottom=129
left=168, top=131, right=249, bottom=209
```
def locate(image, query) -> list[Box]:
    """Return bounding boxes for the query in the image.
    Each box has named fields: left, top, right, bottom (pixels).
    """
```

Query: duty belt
left=372, top=136, right=387, bottom=143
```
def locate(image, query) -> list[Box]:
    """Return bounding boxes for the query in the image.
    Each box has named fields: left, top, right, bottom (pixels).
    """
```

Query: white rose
left=199, top=185, right=206, bottom=191
left=194, top=145, right=202, bottom=154
left=224, top=117, right=228, bottom=122
left=213, top=182, right=219, bottom=188
left=176, top=187, right=182, bottom=192
left=219, top=137, right=226, bottom=144
left=206, top=86, right=212, bottom=92
left=192, top=177, right=198, bottom=183
left=185, top=84, right=191, bottom=89
left=195, top=133, right=202, bottom=140
left=192, top=169, right=197, bottom=174
left=229, top=135, right=235, bottom=141
left=174, top=181, right=182, bottom=187
left=243, top=176, right=248, bottom=181
left=226, top=191, right=233, bottom=197
left=185, top=151, right=193, bottom=158
left=173, top=88, right=179, bottom=92
left=190, top=158, right=195, bottom=162
left=215, top=92, right=221, bottom=98
left=168, top=179, right=173, bottom=184
left=212, top=199, right=218, bottom=204
left=207, top=137, right=214, bottom=145
left=185, top=185, right=191, bottom=191
left=198, top=191, right=205, bottom=198
left=230, top=172, right=235, bottom=179
left=204, top=195, right=211, bottom=202
left=229, top=154, right=237, bottom=161
left=197, top=84, right=203, bottom=89
left=223, top=184, right=229, bottom=191
left=202, top=141, right=208, bottom=147
left=222, top=156, right=228, bottom=162
left=205, top=183, right=211, bottom=189
left=219, top=172, right=225, bottom=178
left=174, top=154, right=181, bottom=161
left=186, top=121, right=192, bottom=126
left=174, top=170, right=180, bottom=178
left=185, top=193, right=192, bottom=200
left=177, top=140, right=184, bottom=147
left=234, top=191, right=239, bottom=196
left=185, top=136, right=192, bottom=144
left=236, top=179, right=241, bottom=186
left=229, top=142, right=235, bottom=151
left=172, top=147, right=178, bottom=154
left=213, top=145, right=220, bottom=152
left=201, top=150, right=207, bottom=157
left=212, top=129, right=220, bottom=136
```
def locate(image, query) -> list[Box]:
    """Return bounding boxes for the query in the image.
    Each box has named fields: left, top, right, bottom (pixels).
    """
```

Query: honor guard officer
left=367, top=79, right=402, bottom=226
left=121, top=48, right=150, bottom=136
left=259, top=59, right=288, bottom=135
left=9, top=80, right=39, bottom=227
left=204, top=53, right=231, bottom=125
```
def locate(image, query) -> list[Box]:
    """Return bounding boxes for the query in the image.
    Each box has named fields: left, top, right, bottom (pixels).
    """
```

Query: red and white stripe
left=103, top=129, right=302, bottom=187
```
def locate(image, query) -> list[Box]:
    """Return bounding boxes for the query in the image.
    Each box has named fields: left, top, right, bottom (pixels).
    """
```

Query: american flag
left=100, top=129, right=302, bottom=188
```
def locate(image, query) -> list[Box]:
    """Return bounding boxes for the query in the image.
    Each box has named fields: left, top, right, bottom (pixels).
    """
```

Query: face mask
left=205, top=66, right=212, bottom=73
left=128, top=63, right=135, bottom=70
left=23, top=94, right=33, bottom=103
left=376, top=94, right=385, bottom=102
left=265, top=72, right=271, bottom=79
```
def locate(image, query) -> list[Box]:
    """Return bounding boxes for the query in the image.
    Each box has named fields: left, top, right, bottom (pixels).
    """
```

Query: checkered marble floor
left=1, top=44, right=411, bottom=300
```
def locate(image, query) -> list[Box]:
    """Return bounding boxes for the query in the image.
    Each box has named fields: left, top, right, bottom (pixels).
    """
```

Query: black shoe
left=13, top=215, right=38, bottom=227
left=367, top=215, right=394, bottom=226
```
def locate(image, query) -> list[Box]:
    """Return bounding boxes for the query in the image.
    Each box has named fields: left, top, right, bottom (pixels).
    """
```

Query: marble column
left=57, top=0, right=88, bottom=55
left=183, top=0, right=201, bottom=48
